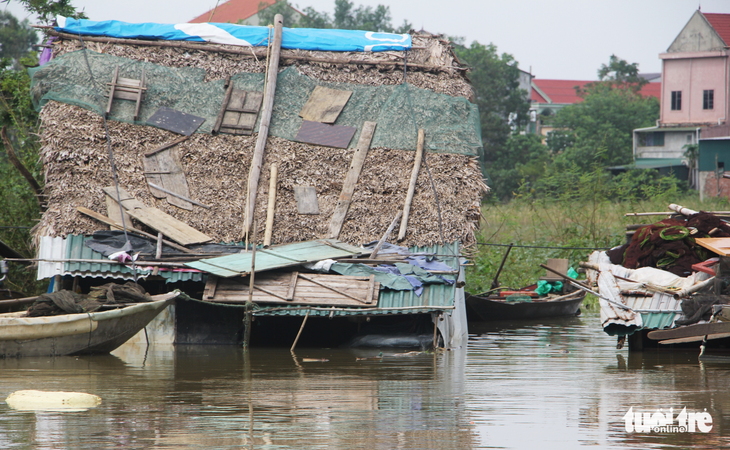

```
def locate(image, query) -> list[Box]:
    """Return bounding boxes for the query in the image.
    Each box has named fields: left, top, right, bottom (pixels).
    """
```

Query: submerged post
left=243, top=220, right=258, bottom=350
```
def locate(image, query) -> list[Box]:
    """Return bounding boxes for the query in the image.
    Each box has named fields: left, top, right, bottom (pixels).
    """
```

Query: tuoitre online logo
left=623, top=407, right=713, bottom=433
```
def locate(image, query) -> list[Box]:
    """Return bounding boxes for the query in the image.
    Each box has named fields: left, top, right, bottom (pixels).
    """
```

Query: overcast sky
left=5, top=0, right=730, bottom=80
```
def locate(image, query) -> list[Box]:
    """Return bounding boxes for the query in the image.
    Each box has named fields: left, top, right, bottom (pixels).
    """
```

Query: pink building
left=660, top=12, right=730, bottom=127
left=634, top=10, right=730, bottom=190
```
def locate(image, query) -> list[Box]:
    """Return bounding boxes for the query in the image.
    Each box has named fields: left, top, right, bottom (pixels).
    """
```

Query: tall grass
left=466, top=193, right=730, bottom=295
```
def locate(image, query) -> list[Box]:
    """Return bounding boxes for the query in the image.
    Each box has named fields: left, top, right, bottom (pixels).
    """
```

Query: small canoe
left=465, top=290, right=585, bottom=322
left=0, top=291, right=178, bottom=358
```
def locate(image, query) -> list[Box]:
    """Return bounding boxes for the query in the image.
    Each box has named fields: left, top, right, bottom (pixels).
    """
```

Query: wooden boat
left=465, top=288, right=586, bottom=322
left=0, top=291, right=178, bottom=358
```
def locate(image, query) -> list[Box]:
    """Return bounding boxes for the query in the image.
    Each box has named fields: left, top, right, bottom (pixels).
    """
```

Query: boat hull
left=465, top=291, right=585, bottom=321
left=0, top=293, right=177, bottom=358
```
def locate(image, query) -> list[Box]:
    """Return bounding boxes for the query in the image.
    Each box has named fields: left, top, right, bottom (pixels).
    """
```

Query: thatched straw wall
left=35, top=33, right=486, bottom=248
left=37, top=101, right=485, bottom=248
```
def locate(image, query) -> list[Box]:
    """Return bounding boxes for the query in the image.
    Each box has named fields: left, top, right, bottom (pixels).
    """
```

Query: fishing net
left=29, top=50, right=482, bottom=156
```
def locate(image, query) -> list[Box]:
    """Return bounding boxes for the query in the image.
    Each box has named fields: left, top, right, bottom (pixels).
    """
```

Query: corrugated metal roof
left=36, top=234, right=203, bottom=283
left=640, top=312, right=679, bottom=330
left=253, top=242, right=462, bottom=317
left=186, top=239, right=367, bottom=277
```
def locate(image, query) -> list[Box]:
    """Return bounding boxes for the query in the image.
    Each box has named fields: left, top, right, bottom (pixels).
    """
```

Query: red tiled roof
left=703, top=13, right=730, bottom=46
left=531, top=80, right=593, bottom=104
left=189, top=0, right=276, bottom=24
left=531, top=79, right=661, bottom=104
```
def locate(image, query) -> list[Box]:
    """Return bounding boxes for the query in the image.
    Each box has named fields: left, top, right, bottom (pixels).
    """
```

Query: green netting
left=30, top=49, right=482, bottom=155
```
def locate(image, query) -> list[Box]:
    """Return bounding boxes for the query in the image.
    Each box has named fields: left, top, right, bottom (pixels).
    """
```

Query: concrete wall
left=668, top=11, right=727, bottom=53
left=635, top=129, right=696, bottom=159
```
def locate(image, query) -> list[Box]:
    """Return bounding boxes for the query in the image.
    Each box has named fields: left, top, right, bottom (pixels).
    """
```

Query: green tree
left=255, top=0, right=300, bottom=27
left=1, top=0, right=86, bottom=24
left=550, top=56, right=659, bottom=170
left=0, top=11, right=38, bottom=68
left=262, top=0, right=411, bottom=33
left=452, top=41, right=530, bottom=200
left=489, top=134, right=550, bottom=199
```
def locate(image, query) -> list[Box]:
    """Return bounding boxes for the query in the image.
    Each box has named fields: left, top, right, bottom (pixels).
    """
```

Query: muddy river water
left=0, top=311, right=729, bottom=449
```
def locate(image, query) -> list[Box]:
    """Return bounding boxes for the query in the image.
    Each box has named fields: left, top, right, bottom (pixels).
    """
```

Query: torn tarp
left=330, top=262, right=454, bottom=296
left=55, top=16, right=412, bottom=52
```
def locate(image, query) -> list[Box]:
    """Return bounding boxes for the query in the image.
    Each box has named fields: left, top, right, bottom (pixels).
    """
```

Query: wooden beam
left=327, top=121, right=377, bottom=239
left=147, top=182, right=211, bottom=209
left=77, top=206, right=194, bottom=254
left=398, top=129, right=424, bottom=241
left=144, top=136, right=189, bottom=157
left=243, top=14, right=283, bottom=239
left=264, top=163, right=278, bottom=247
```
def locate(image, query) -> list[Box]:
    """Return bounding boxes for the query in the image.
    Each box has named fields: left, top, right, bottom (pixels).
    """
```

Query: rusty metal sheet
left=294, top=120, right=356, bottom=149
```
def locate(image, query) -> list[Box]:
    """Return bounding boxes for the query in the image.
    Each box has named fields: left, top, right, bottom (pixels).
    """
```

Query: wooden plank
left=77, top=206, right=194, bottom=254
left=155, top=147, right=193, bottom=210
left=143, top=153, right=166, bottom=199
left=370, top=210, right=402, bottom=259
left=207, top=272, right=380, bottom=306
left=126, top=208, right=211, bottom=246
left=647, top=322, right=730, bottom=341
left=299, top=86, right=353, bottom=124
left=366, top=274, right=375, bottom=304
left=696, top=238, right=730, bottom=256
left=286, top=271, right=298, bottom=300
left=103, top=186, right=212, bottom=246
left=204, top=275, right=219, bottom=300
left=134, top=69, right=145, bottom=120
left=398, top=129, right=424, bottom=241
left=105, top=191, right=131, bottom=228
left=293, top=186, right=319, bottom=215
left=241, top=91, right=263, bottom=114
left=144, top=136, right=189, bottom=158
left=327, top=121, right=377, bottom=239
left=148, top=183, right=209, bottom=209
left=659, top=333, right=730, bottom=345
left=105, top=66, right=119, bottom=116
left=297, top=273, right=370, bottom=304
left=213, top=76, right=234, bottom=134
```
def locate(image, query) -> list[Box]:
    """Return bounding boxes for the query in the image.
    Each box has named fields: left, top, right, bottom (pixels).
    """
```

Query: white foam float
left=5, top=390, right=102, bottom=412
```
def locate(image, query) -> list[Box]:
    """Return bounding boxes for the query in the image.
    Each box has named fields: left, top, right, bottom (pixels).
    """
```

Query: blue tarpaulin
left=55, top=16, right=411, bottom=52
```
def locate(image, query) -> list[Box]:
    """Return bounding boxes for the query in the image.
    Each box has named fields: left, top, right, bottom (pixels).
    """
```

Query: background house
left=633, top=10, right=730, bottom=194
left=530, top=78, right=660, bottom=140
left=189, top=0, right=302, bottom=25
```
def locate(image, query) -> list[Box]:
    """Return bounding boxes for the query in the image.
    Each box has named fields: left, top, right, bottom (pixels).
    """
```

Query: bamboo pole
left=370, top=210, right=402, bottom=259
left=290, top=311, right=310, bottom=352
left=264, top=163, right=278, bottom=247
left=397, top=129, right=424, bottom=241
left=243, top=220, right=258, bottom=350
left=243, top=14, right=283, bottom=239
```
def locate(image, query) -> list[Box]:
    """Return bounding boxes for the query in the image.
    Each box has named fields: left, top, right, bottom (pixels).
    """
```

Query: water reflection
left=0, top=313, right=729, bottom=448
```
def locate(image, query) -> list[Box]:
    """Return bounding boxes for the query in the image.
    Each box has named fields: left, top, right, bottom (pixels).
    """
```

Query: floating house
left=29, top=16, right=487, bottom=349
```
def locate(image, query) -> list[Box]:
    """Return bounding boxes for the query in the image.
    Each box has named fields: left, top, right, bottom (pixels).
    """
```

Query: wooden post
left=327, top=121, right=377, bottom=239
left=290, top=311, right=310, bottom=352
left=243, top=220, right=258, bottom=350
left=398, top=129, right=424, bottom=241
left=264, top=163, right=278, bottom=247
left=243, top=14, right=283, bottom=239
left=369, top=210, right=402, bottom=259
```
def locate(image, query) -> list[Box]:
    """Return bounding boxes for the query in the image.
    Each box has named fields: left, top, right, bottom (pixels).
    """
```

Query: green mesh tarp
left=30, top=49, right=482, bottom=155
